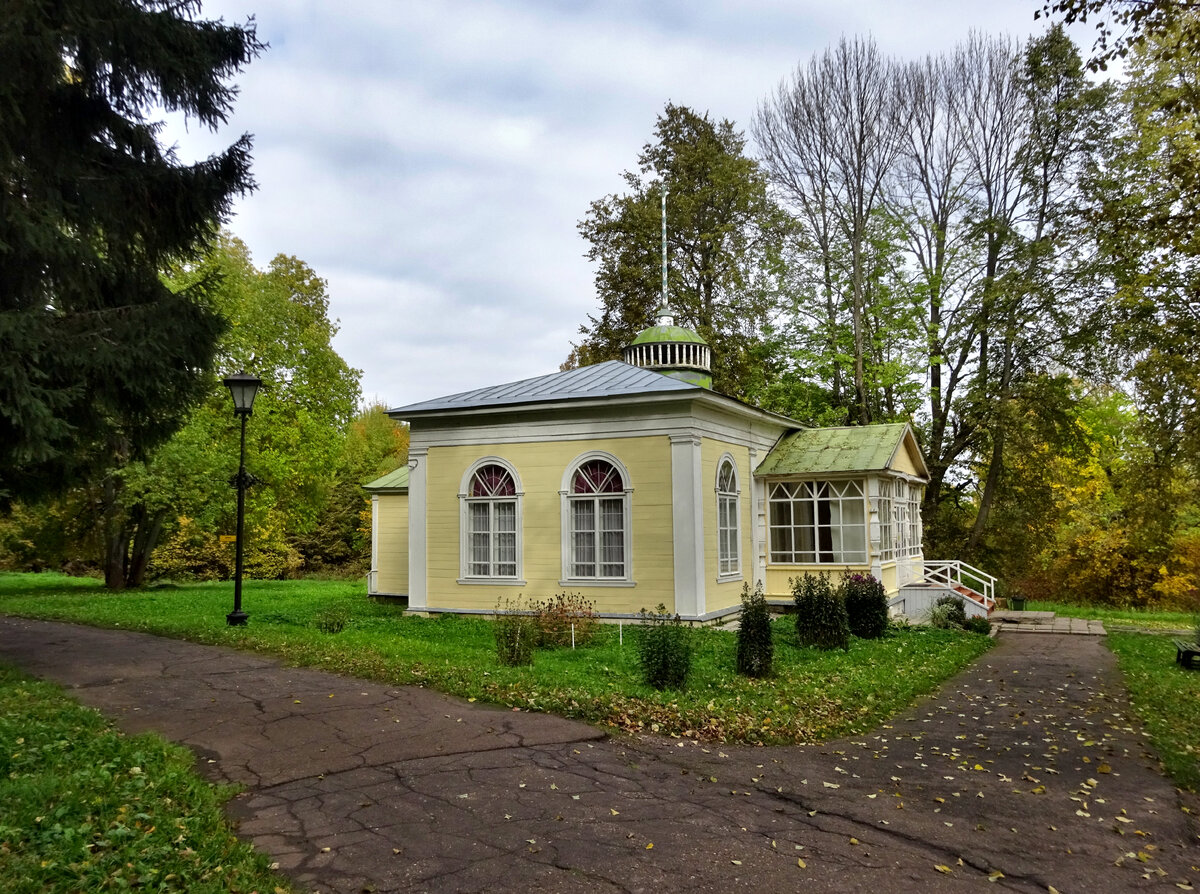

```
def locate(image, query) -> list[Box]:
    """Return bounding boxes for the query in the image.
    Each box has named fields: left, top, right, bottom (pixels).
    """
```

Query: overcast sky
left=170, top=0, right=1078, bottom=410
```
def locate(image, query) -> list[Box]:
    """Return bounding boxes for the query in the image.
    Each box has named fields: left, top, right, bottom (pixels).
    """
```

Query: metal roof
left=390, top=360, right=699, bottom=417
left=630, top=324, right=708, bottom=345
left=756, top=423, right=926, bottom=477
left=362, top=466, right=409, bottom=492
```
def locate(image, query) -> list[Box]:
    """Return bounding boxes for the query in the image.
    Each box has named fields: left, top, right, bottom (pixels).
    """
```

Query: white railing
left=921, top=560, right=996, bottom=608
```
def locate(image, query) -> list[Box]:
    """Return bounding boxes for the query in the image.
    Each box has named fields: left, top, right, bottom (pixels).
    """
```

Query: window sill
left=457, top=578, right=527, bottom=586
left=716, top=572, right=743, bottom=584
left=558, top=579, right=636, bottom=588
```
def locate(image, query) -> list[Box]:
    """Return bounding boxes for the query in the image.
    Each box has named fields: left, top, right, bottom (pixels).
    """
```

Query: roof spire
left=660, top=186, right=670, bottom=323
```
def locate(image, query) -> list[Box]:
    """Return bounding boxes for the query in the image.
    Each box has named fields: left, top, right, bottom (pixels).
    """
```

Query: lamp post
left=224, top=371, right=262, bottom=626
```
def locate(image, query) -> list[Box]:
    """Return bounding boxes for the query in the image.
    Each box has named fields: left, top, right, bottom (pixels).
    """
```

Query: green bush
left=841, top=572, right=888, bottom=639
left=493, top=597, right=536, bottom=667
left=736, top=581, right=773, bottom=678
left=533, top=592, right=598, bottom=647
left=635, top=604, right=693, bottom=690
left=935, top=595, right=967, bottom=627
left=964, top=615, right=993, bottom=635
left=793, top=573, right=850, bottom=651
left=314, top=603, right=350, bottom=633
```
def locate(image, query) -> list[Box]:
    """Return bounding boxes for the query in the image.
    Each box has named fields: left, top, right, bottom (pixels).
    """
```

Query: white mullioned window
left=768, top=479, right=867, bottom=564
left=878, top=479, right=894, bottom=561
left=460, top=461, right=521, bottom=580
left=716, top=456, right=740, bottom=577
left=563, top=455, right=631, bottom=581
left=897, top=481, right=923, bottom=558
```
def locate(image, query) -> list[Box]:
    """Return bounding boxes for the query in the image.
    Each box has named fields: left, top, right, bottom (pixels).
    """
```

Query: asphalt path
left=1, top=616, right=1196, bottom=893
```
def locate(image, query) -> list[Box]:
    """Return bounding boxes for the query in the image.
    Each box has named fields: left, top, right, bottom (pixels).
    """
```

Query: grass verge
left=1105, top=633, right=1200, bottom=792
left=0, top=664, right=293, bottom=893
left=0, top=573, right=992, bottom=745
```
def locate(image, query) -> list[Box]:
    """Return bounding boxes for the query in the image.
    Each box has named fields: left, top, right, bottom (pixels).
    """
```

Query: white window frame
left=767, top=478, right=868, bottom=565
left=878, top=478, right=894, bottom=561
left=560, top=451, right=633, bottom=586
left=458, top=457, right=524, bottom=584
left=716, top=454, right=741, bottom=580
left=896, top=480, right=923, bottom=558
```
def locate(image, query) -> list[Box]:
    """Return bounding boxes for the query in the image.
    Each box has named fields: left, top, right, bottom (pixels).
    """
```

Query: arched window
left=460, top=460, right=521, bottom=580
left=716, top=457, right=740, bottom=577
left=563, top=456, right=631, bottom=581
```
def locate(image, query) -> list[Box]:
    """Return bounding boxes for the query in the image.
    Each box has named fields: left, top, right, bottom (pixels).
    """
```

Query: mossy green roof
left=362, top=466, right=409, bottom=492
left=756, top=423, right=925, bottom=477
left=630, top=324, right=708, bottom=345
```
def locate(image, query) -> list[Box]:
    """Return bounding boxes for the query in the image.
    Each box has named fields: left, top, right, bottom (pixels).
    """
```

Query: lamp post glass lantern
left=224, top=371, right=261, bottom=626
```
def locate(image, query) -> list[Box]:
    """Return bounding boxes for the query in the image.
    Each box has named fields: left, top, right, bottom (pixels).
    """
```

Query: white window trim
left=716, top=453, right=742, bottom=582
left=559, top=451, right=634, bottom=584
left=458, top=457, right=524, bottom=584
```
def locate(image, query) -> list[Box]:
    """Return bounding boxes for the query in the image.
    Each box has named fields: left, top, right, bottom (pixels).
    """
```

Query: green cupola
left=623, top=305, right=713, bottom=389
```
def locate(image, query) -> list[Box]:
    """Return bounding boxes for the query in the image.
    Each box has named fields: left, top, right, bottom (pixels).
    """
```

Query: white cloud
left=164, top=0, right=1083, bottom=408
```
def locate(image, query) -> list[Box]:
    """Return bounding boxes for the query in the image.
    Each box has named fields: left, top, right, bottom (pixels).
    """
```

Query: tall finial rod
left=660, top=186, right=668, bottom=312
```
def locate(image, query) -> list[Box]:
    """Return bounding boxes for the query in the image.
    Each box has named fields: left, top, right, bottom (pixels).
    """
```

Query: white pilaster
left=407, top=447, right=428, bottom=610
left=368, top=495, right=380, bottom=594
left=748, top=447, right=766, bottom=588
left=670, top=433, right=705, bottom=618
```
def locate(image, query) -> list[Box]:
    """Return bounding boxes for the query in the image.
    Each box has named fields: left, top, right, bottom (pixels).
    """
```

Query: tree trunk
left=101, top=472, right=127, bottom=590
left=126, top=507, right=167, bottom=588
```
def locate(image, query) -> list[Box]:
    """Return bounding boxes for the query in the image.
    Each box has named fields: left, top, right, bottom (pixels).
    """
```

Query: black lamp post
left=224, top=371, right=262, bottom=626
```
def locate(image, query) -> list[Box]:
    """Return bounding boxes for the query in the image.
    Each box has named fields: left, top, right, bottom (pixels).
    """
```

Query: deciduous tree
left=569, top=103, right=793, bottom=399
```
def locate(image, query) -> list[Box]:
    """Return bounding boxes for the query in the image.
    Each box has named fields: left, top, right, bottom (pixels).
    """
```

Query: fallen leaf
left=935, top=864, right=952, bottom=874
left=797, top=858, right=806, bottom=868
left=646, top=843, right=654, bottom=849
left=988, top=870, right=1005, bottom=881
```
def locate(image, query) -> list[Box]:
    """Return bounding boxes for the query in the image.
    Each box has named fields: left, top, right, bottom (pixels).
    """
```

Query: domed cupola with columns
left=623, top=305, right=713, bottom=389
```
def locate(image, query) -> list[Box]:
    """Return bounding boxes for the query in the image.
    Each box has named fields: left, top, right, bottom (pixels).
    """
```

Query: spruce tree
left=0, top=0, right=263, bottom=506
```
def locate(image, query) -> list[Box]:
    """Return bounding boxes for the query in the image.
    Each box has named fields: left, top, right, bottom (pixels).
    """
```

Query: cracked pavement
left=0, top=616, right=1196, bottom=893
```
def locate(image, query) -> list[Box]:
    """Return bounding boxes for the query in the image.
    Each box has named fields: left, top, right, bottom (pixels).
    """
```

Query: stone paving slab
left=992, top=611, right=1107, bottom=636
left=0, top=616, right=1196, bottom=893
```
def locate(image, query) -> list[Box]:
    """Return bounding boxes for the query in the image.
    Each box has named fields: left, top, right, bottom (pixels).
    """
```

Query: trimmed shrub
left=493, top=597, right=536, bottom=667
left=964, top=615, right=993, bottom=635
left=533, top=592, right=598, bottom=647
left=792, top=573, right=850, bottom=651
left=841, top=572, right=888, bottom=639
left=736, top=581, right=773, bottom=678
left=935, top=595, right=967, bottom=628
left=635, top=604, right=692, bottom=690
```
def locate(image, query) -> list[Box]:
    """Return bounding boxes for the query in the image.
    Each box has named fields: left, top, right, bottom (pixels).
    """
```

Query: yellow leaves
left=934, top=864, right=953, bottom=874
left=797, top=858, right=807, bottom=868
left=988, top=870, right=1005, bottom=882
left=645, top=843, right=653, bottom=850
left=610, top=808, right=620, bottom=816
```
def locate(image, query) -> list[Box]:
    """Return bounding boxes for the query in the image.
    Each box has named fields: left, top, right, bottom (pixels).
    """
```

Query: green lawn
left=0, top=664, right=294, bottom=894
left=0, top=572, right=991, bottom=745
left=1104, top=633, right=1200, bottom=791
